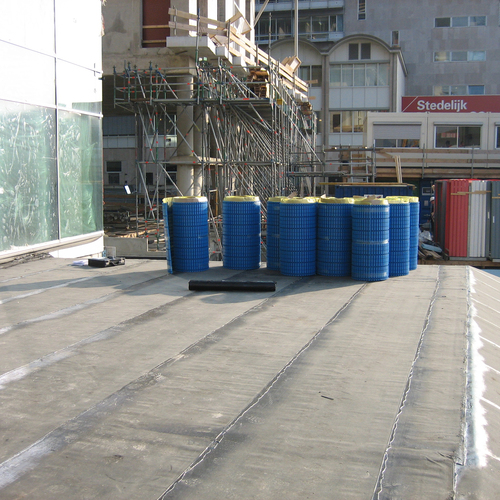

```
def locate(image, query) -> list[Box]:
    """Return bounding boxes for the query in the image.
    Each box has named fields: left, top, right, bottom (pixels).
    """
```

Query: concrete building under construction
left=102, top=0, right=320, bottom=252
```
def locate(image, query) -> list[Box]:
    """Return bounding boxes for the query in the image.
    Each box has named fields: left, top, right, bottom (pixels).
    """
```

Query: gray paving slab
left=0, top=259, right=498, bottom=499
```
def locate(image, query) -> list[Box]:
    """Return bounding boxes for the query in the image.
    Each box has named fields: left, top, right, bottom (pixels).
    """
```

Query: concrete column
left=176, top=74, right=194, bottom=195
left=193, top=105, right=204, bottom=196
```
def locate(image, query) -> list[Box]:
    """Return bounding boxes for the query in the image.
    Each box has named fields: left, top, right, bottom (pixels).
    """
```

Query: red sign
left=402, top=95, right=500, bottom=113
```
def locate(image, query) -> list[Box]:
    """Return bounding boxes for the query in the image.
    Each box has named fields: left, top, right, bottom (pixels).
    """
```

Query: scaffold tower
left=113, top=51, right=320, bottom=220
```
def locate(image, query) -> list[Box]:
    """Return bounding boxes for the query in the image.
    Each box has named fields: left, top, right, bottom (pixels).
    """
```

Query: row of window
left=275, top=62, right=484, bottom=94
left=435, top=16, right=486, bottom=28
left=106, top=161, right=157, bottom=185
left=434, top=51, right=486, bottom=62
left=330, top=63, right=389, bottom=88
left=357, top=4, right=486, bottom=26
left=434, top=85, right=484, bottom=96
left=255, top=14, right=343, bottom=42
left=327, top=116, right=500, bottom=150
left=375, top=126, right=483, bottom=148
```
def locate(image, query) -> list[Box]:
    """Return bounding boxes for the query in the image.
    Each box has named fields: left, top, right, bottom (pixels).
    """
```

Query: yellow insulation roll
left=281, top=197, right=317, bottom=204
left=320, top=197, right=355, bottom=204
left=172, top=196, right=208, bottom=203
left=224, top=195, right=259, bottom=202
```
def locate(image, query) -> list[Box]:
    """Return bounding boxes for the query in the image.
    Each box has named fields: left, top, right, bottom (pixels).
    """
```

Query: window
left=107, top=162, right=122, bottom=185
left=258, top=14, right=342, bottom=42
left=496, top=127, right=500, bottom=149
left=468, top=85, right=485, bottom=95
left=106, top=161, right=122, bottom=173
left=330, top=111, right=367, bottom=133
left=108, top=173, right=120, bottom=185
left=374, top=139, right=420, bottom=148
left=435, top=17, right=451, bottom=27
left=435, top=125, right=481, bottom=148
left=297, top=14, right=343, bottom=40
left=434, top=85, right=485, bottom=96
left=470, top=16, right=487, bottom=26
left=330, top=63, right=389, bottom=87
left=391, top=31, right=399, bottom=46
left=434, top=51, right=486, bottom=62
left=358, top=0, right=366, bottom=20
left=331, top=112, right=341, bottom=133
left=146, top=172, right=154, bottom=185
left=348, top=44, right=358, bottom=61
left=298, top=65, right=322, bottom=87
left=435, top=16, right=486, bottom=28
left=348, top=43, right=371, bottom=60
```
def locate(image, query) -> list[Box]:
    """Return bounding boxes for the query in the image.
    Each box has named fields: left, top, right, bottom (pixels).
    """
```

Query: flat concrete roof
left=0, top=258, right=499, bottom=499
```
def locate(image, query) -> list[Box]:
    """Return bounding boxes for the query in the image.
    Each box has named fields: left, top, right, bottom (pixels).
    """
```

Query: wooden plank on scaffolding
left=395, top=155, right=403, bottom=183
left=167, top=7, right=308, bottom=94
left=168, top=21, right=225, bottom=36
left=168, top=8, right=226, bottom=29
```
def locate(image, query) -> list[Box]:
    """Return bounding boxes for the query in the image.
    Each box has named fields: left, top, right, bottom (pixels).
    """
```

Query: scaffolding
left=112, top=27, right=321, bottom=254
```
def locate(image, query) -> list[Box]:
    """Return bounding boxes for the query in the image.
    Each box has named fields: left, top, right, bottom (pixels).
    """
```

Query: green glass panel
left=0, top=101, right=58, bottom=251
left=58, top=111, right=103, bottom=238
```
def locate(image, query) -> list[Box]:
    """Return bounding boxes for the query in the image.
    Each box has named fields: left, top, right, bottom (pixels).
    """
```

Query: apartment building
left=256, top=0, right=500, bottom=148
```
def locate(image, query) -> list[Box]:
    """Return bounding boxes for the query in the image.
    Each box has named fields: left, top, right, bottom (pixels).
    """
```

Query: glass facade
left=435, top=125, right=481, bottom=148
left=0, top=0, right=103, bottom=254
left=330, top=63, right=389, bottom=87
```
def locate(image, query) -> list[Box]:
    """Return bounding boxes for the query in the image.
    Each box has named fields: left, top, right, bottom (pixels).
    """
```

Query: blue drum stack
left=223, top=196, right=261, bottom=270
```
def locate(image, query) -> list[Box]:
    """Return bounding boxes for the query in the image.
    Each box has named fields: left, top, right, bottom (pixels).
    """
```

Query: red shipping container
left=445, top=179, right=470, bottom=257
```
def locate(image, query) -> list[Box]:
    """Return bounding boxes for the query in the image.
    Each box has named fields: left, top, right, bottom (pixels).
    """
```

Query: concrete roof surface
left=0, top=258, right=499, bottom=499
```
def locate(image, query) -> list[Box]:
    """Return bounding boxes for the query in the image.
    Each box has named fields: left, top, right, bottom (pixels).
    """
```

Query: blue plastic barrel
left=266, top=197, right=282, bottom=271
left=351, top=198, right=389, bottom=282
left=279, top=198, right=317, bottom=276
left=223, top=196, right=261, bottom=270
left=401, top=196, right=420, bottom=270
left=387, top=197, right=410, bottom=277
left=317, top=197, right=354, bottom=277
left=171, top=196, right=209, bottom=272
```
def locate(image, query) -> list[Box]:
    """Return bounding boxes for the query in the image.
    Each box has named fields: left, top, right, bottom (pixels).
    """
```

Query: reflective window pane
left=451, top=51, right=467, bottom=62
left=0, top=101, right=58, bottom=251
left=311, top=66, right=322, bottom=87
left=436, top=126, right=458, bottom=147
left=354, top=65, right=365, bottom=86
left=470, top=16, right=486, bottom=27
left=434, top=51, right=449, bottom=62
left=330, top=112, right=341, bottom=133
left=458, top=126, right=481, bottom=147
left=58, top=111, right=103, bottom=238
left=365, top=64, right=377, bottom=86
left=452, top=16, right=468, bottom=27
left=435, top=17, right=451, bottom=27
left=330, top=66, right=341, bottom=87
left=342, top=111, right=352, bottom=133
left=469, top=51, right=486, bottom=61
left=468, top=85, right=485, bottom=95
left=378, top=64, right=389, bottom=86
left=342, top=66, right=353, bottom=86
left=451, top=85, right=466, bottom=95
